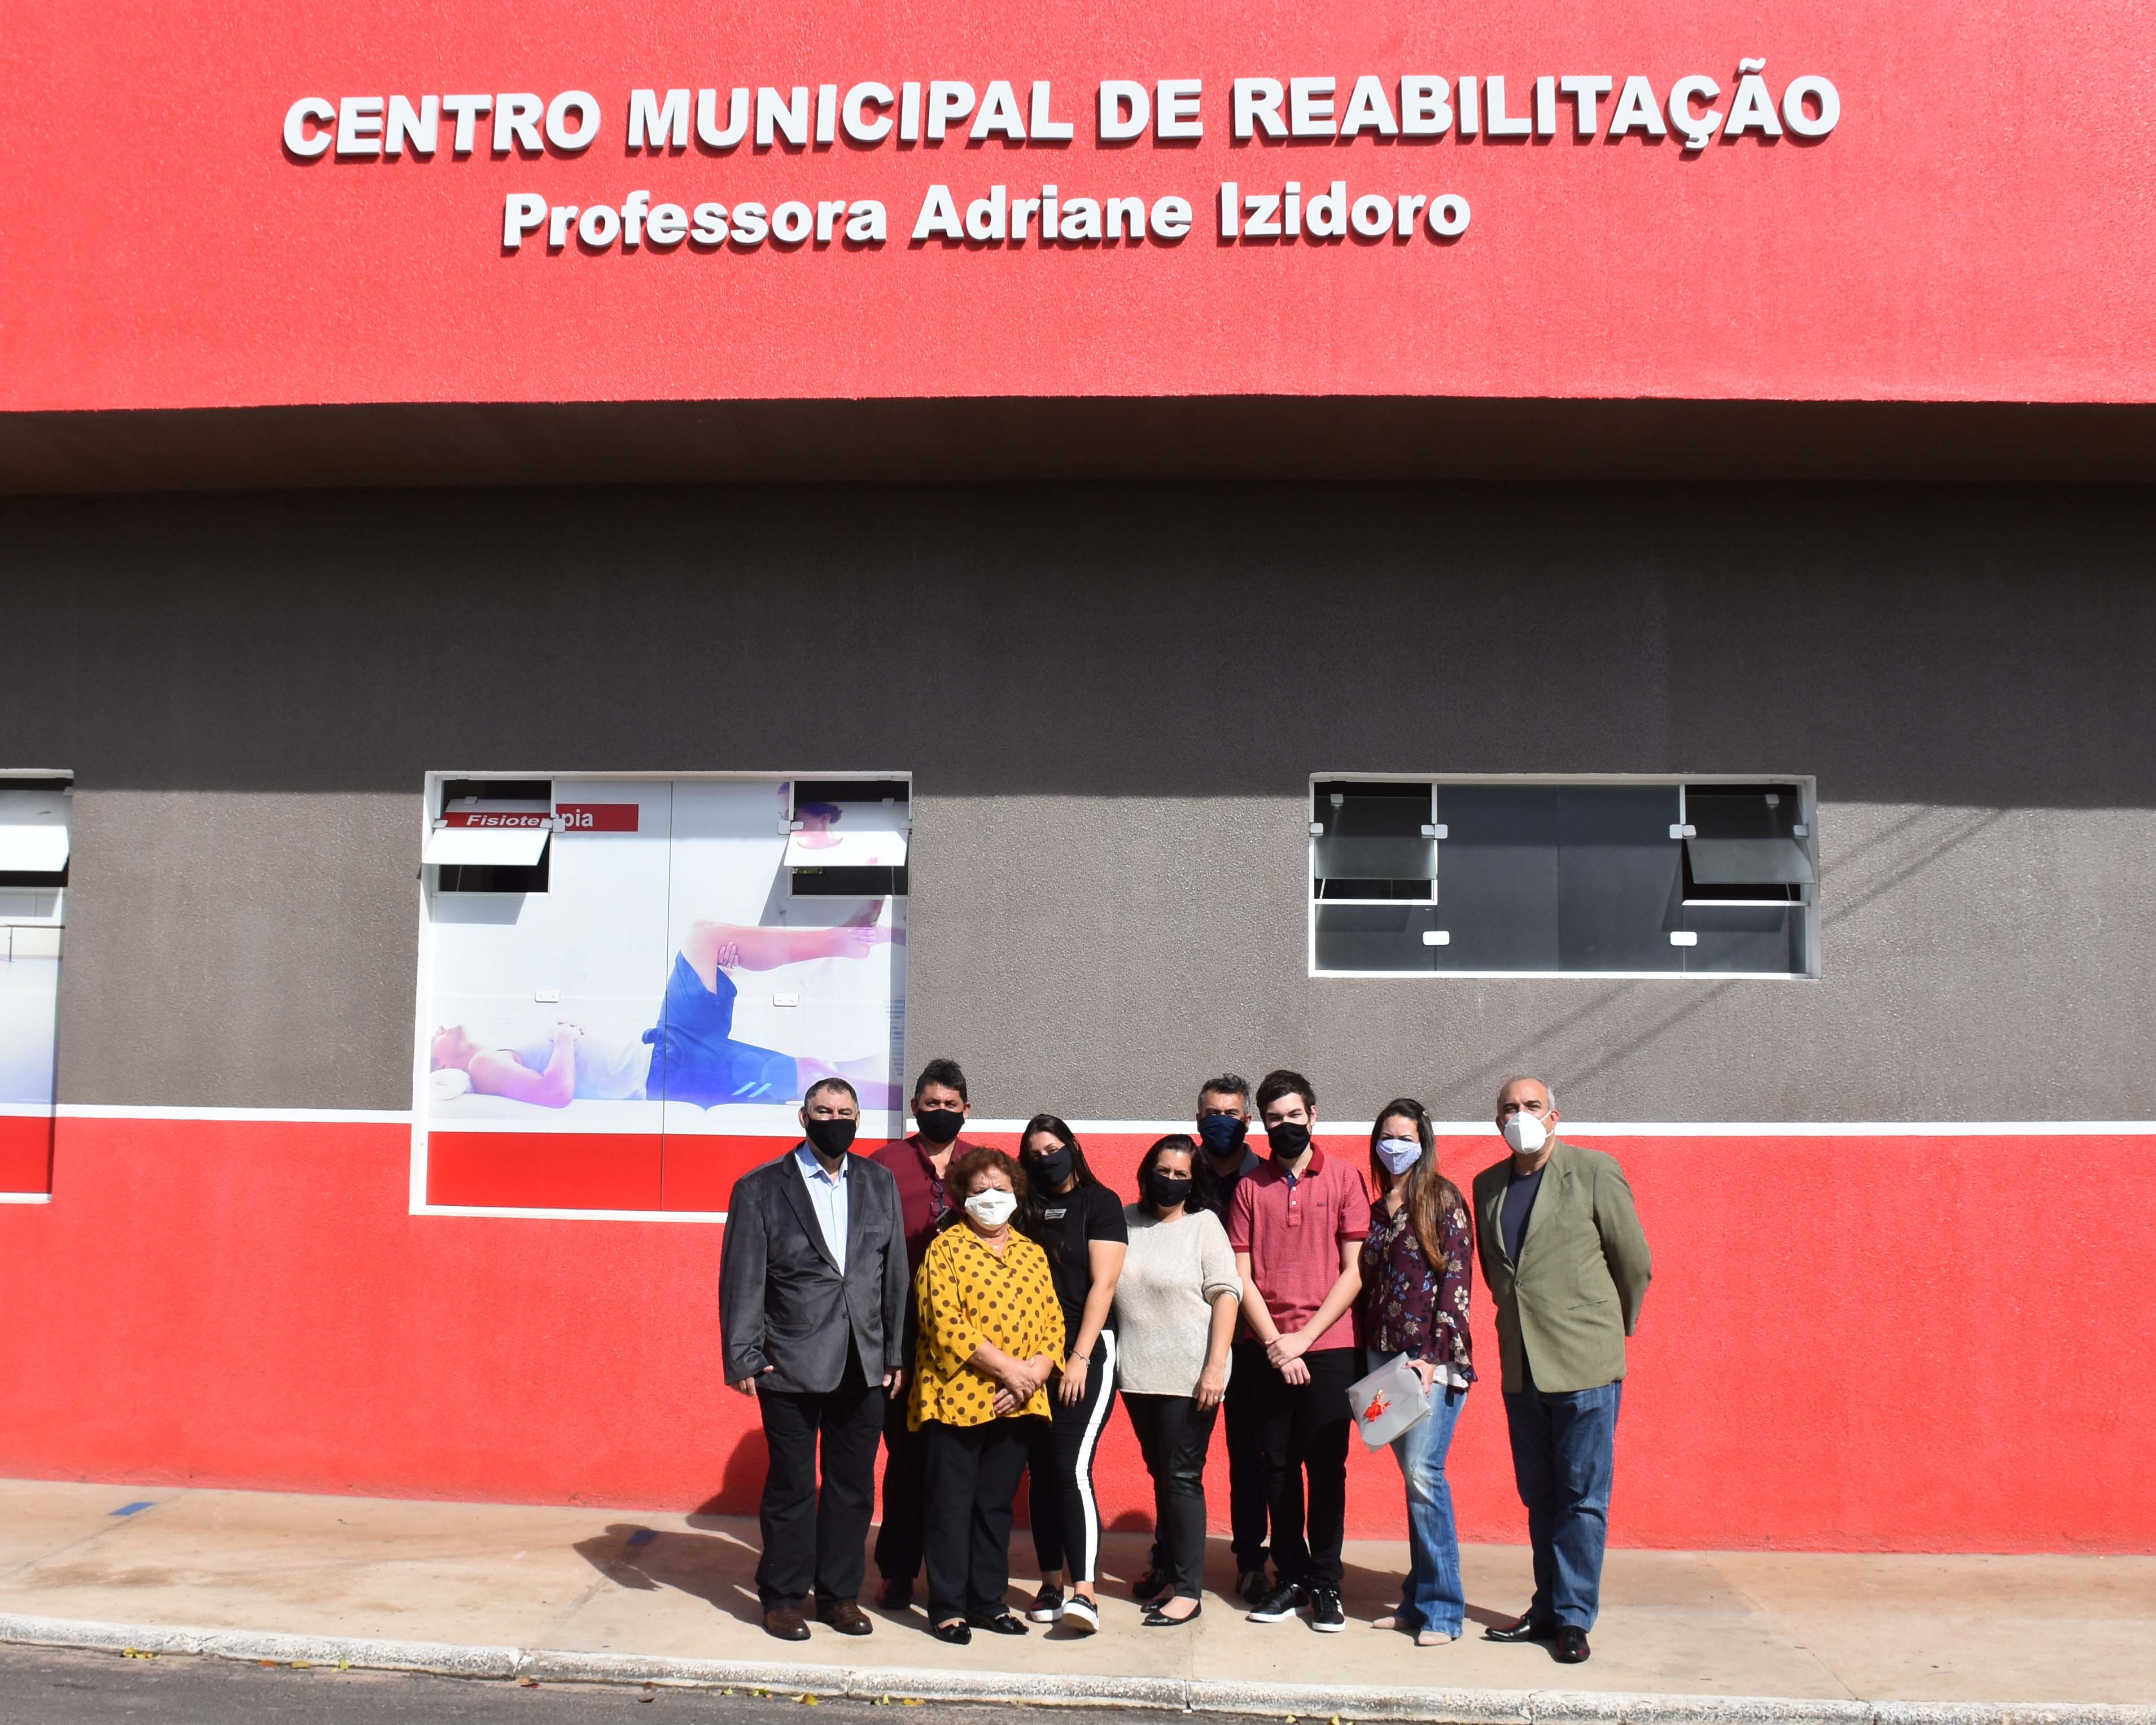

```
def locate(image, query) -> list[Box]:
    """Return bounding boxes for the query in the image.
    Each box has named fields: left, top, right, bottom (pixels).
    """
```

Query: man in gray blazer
left=1472, top=1075, right=1652, bottom=1667
left=720, top=1077, right=909, bottom=1643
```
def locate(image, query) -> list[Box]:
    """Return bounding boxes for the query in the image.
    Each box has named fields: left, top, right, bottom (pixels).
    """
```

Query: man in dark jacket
left=720, top=1076, right=909, bottom=1641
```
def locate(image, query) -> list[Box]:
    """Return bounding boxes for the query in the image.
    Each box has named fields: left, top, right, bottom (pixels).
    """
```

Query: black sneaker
left=1308, top=1587, right=1346, bottom=1632
left=1247, top=1579, right=1306, bottom=1623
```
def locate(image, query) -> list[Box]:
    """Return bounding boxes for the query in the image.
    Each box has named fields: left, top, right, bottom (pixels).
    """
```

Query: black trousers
left=1026, top=1330, right=1117, bottom=1583
left=754, top=1344, right=885, bottom=1610
left=874, top=1387, right=928, bottom=1583
left=922, top=1417, right=1035, bottom=1623
left=1123, top=1391, right=1219, bottom=1601
left=1225, top=1339, right=1274, bottom=1571
left=1248, top=1345, right=1357, bottom=1591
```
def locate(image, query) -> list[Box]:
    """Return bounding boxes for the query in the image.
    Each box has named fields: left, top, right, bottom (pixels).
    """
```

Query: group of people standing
left=718, top=1058, right=1652, bottom=1664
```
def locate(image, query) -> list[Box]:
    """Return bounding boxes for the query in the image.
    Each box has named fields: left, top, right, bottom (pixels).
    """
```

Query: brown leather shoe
left=816, top=1598, right=873, bottom=1636
left=763, top=1604, right=811, bottom=1641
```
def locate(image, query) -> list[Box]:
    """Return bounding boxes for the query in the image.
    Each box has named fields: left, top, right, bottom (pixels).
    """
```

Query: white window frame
left=0, top=770, right=69, bottom=1206
left=1307, top=772, right=1821, bottom=982
left=409, top=768, right=912, bottom=1223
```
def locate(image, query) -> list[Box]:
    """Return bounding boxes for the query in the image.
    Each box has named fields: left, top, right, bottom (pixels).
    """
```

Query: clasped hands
left=1264, top=1328, right=1315, bottom=1385
left=990, top=1353, right=1055, bottom=1417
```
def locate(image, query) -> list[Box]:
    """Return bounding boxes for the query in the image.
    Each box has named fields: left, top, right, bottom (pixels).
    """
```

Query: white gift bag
left=1348, top=1351, right=1431, bottom=1450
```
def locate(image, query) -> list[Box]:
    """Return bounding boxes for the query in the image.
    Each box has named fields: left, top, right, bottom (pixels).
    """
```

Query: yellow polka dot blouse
left=908, top=1224, right=1065, bottom=1430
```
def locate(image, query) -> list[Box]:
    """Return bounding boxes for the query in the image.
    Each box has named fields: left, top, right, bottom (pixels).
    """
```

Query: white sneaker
left=1061, top=1594, right=1100, bottom=1634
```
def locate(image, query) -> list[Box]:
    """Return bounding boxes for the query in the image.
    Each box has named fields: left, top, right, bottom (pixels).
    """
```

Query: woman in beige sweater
left=1113, top=1133, right=1243, bottom=1625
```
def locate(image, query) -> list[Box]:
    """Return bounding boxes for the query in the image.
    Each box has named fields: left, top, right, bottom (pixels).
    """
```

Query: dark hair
left=803, top=1075, right=858, bottom=1107
left=1197, top=1072, right=1251, bottom=1108
left=1368, top=1097, right=1467, bottom=1275
left=1017, top=1113, right=1100, bottom=1190
left=1135, top=1133, right=1214, bottom=1218
left=943, top=1145, right=1024, bottom=1210
left=912, top=1057, right=969, bottom=1105
left=1254, top=1068, right=1316, bottom=1116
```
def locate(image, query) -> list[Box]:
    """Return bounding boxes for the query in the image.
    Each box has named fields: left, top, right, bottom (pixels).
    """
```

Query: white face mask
left=964, top=1188, right=1018, bottom=1227
left=1503, top=1111, right=1549, bottom=1156
left=1375, top=1136, right=1423, bottom=1175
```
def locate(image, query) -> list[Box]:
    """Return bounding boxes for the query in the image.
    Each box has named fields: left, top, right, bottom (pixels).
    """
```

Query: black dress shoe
left=930, top=1618, right=970, bottom=1645
left=876, top=1576, right=914, bottom=1610
left=1484, top=1614, right=1559, bottom=1643
left=967, top=1608, right=1029, bottom=1635
left=1553, top=1626, right=1591, bottom=1663
left=1141, top=1600, right=1201, bottom=1627
left=816, top=1599, right=873, bottom=1636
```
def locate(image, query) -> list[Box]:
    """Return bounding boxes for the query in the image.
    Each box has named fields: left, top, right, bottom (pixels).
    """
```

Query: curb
left=5, top=1612, right=2153, bottom=1725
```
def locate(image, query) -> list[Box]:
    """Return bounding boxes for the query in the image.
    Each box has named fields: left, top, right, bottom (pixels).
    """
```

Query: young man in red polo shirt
left=1229, top=1068, right=1370, bottom=1633
left=867, top=1057, right=978, bottom=1610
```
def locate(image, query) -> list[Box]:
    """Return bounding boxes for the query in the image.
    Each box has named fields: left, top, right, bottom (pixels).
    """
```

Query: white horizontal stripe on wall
left=20, top=1105, right=2153, bottom=1135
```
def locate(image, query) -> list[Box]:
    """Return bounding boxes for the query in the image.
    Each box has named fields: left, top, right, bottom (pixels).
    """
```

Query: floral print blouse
left=1355, top=1191, right=1475, bottom=1382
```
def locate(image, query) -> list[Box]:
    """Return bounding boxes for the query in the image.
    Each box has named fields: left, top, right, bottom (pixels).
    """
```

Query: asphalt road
left=0, top=1647, right=1166, bottom=1724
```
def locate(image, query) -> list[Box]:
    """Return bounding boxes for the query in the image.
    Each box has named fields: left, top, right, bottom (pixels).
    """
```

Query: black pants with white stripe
left=1026, top=1330, right=1117, bottom=1584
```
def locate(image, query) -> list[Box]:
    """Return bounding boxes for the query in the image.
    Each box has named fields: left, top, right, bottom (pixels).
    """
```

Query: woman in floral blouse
left=911, top=1145, right=1065, bottom=1645
left=1355, top=1097, right=1475, bottom=1646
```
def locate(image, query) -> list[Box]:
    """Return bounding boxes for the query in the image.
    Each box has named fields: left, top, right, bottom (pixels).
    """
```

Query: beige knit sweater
left=1112, top=1203, right=1244, bottom=1397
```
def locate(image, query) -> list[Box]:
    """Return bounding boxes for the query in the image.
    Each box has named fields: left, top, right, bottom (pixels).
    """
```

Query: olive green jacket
left=1472, top=1138, right=1652, bottom=1395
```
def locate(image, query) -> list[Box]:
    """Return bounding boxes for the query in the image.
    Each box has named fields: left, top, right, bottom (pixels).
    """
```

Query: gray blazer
left=719, top=1147, right=909, bottom=1395
left=1472, top=1138, right=1652, bottom=1395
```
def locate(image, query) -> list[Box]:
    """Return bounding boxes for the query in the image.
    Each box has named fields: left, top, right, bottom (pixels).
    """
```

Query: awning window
left=423, top=820, right=552, bottom=868
left=0, top=788, right=71, bottom=875
left=785, top=798, right=909, bottom=869
left=1312, top=782, right=1437, bottom=901
left=1683, top=787, right=1816, bottom=897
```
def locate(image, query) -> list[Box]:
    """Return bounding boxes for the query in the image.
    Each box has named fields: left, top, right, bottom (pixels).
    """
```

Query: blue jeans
left=1502, top=1368, right=1621, bottom=1631
left=1368, top=1350, right=1467, bottom=1636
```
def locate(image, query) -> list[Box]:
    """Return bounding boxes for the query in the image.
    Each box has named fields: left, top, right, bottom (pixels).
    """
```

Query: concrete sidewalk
left=1, top=1480, right=2150, bottom=1720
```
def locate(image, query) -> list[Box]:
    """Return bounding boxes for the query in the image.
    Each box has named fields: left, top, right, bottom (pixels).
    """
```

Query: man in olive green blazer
left=1471, top=1076, right=1651, bottom=1666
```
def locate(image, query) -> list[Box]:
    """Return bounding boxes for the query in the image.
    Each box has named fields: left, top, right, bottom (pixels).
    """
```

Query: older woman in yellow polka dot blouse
left=909, top=1144, right=1065, bottom=1645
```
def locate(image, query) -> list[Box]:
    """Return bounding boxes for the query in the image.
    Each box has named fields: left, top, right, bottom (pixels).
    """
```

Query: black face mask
left=1025, top=1145, right=1075, bottom=1189
left=1265, top=1120, right=1311, bottom=1163
left=1198, top=1113, right=1248, bottom=1154
left=915, top=1106, right=965, bottom=1146
left=803, top=1115, right=858, bottom=1159
left=1145, top=1171, right=1193, bottom=1211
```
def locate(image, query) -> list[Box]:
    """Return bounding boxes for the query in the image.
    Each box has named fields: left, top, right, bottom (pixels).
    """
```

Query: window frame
left=409, top=767, right=913, bottom=1224
left=1307, top=772, right=1821, bottom=982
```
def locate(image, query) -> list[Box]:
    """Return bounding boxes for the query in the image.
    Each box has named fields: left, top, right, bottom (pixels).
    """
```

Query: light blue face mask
left=1375, top=1136, right=1423, bottom=1175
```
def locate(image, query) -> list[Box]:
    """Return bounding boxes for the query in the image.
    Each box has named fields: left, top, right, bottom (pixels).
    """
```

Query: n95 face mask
left=1503, top=1112, right=1549, bottom=1155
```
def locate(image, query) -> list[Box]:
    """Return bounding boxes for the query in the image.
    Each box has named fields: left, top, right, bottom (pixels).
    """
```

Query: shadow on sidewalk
left=570, top=1524, right=768, bottom=1631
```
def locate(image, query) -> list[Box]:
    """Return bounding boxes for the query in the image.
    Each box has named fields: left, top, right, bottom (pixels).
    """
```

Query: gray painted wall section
left=6, top=481, right=2153, bottom=1120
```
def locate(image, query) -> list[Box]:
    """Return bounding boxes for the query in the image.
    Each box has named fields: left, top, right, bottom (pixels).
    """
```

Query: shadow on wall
left=5, top=481, right=2154, bottom=808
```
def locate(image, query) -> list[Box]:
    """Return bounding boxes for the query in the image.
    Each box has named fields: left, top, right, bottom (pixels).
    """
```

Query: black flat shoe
left=1485, top=1614, right=1559, bottom=1643
left=967, top=1608, right=1029, bottom=1635
left=1141, top=1600, right=1201, bottom=1627
left=1553, top=1626, right=1591, bottom=1663
left=930, top=1619, right=970, bottom=1645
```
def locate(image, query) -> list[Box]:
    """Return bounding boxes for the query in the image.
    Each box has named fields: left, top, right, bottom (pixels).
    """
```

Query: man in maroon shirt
left=866, top=1057, right=978, bottom=1610
left=1230, top=1069, right=1370, bottom=1635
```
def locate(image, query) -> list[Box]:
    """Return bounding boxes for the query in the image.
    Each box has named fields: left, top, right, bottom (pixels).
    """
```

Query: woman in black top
left=1015, top=1113, right=1127, bottom=1633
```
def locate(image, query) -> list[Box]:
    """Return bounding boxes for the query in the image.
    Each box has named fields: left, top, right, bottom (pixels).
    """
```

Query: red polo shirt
left=1228, top=1146, right=1372, bottom=1353
left=872, top=1133, right=977, bottom=1273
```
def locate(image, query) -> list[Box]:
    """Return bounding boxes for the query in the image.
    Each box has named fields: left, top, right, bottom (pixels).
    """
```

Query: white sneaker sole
left=1311, top=1615, right=1346, bottom=1632
left=1062, top=1603, right=1100, bottom=1634
left=1246, top=1606, right=1302, bottom=1623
